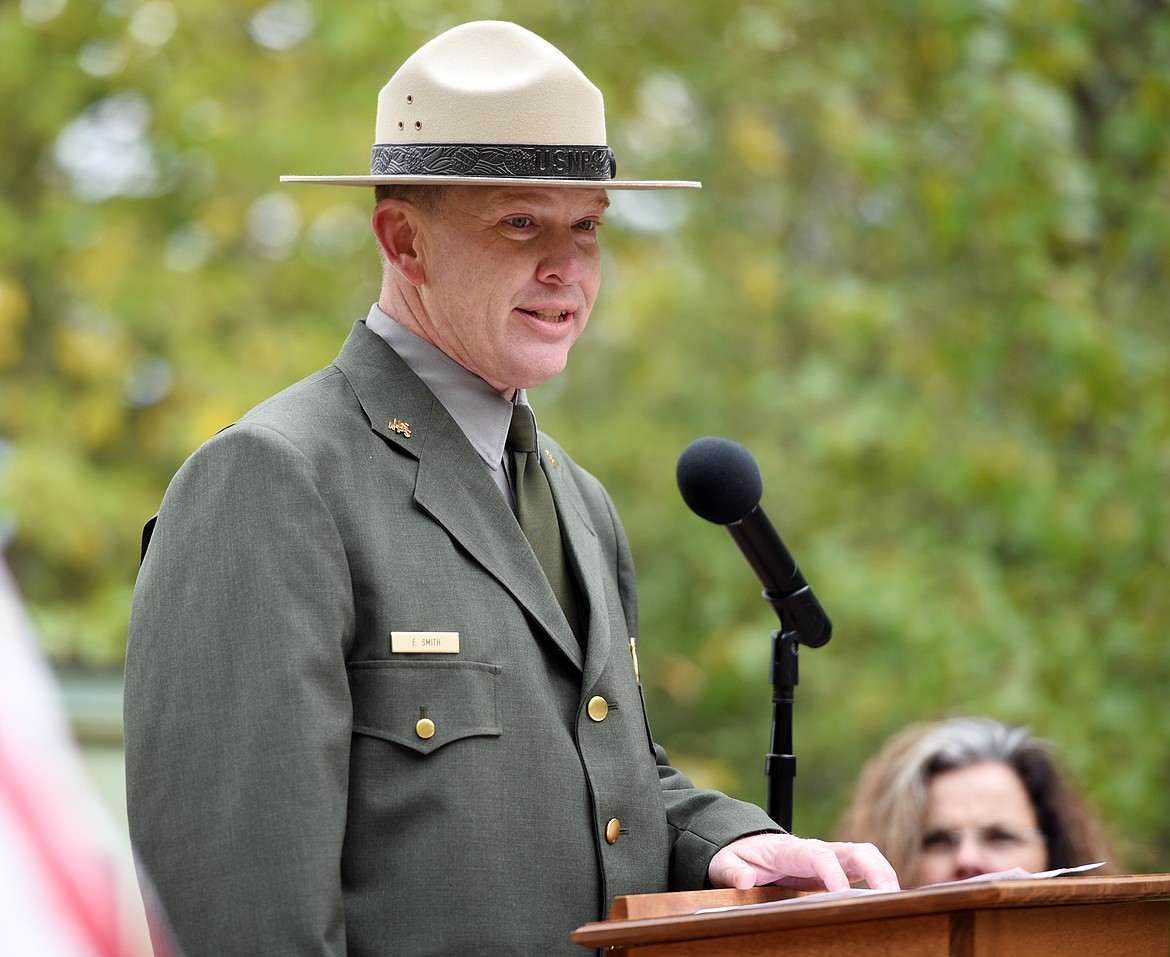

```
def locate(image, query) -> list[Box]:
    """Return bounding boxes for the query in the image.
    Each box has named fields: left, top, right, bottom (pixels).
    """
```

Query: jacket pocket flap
left=348, top=659, right=502, bottom=755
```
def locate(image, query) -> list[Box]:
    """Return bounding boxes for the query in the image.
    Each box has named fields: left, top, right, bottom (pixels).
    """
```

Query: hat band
left=371, top=143, right=617, bottom=181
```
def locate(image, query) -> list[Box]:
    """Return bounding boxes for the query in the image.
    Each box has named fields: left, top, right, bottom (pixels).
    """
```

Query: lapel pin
left=388, top=418, right=412, bottom=438
left=545, top=449, right=558, bottom=469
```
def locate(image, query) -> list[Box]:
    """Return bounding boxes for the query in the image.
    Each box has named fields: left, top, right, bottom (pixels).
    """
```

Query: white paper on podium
left=695, top=861, right=1107, bottom=914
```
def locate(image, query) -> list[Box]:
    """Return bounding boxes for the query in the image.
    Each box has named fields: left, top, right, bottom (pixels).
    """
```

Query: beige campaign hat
left=281, top=20, right=700, bottom=190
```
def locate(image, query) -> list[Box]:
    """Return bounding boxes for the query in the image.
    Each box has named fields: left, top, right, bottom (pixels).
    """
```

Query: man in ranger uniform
left=124, top=20, right=898, bottom=957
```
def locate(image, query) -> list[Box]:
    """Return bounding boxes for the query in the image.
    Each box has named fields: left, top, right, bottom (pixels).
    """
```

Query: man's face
left=410, top=185, right=607, bottom=395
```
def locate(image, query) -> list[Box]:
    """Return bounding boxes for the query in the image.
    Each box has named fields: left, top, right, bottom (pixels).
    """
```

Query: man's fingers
left=802, top=840, right=853, bottom=892
left=708, top=834, right=901, bottom=893
left=708, top=849, right=758, bottom=889
left=833, top=841, right=901, bottom=891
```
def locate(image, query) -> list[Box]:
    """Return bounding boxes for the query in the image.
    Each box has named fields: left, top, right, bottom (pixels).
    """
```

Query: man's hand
left=708, top=833, right=901, bottom=893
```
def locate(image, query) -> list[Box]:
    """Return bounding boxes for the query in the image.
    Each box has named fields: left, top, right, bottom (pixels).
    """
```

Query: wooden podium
left=572, top=874, right=1170, bottom=955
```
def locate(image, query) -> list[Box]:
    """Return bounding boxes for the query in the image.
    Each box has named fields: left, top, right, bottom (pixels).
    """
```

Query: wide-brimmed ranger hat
left=281, top=20, right=699, bottom=191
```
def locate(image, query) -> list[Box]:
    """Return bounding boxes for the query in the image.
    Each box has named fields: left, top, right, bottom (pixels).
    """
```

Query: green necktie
left=508, top=404, right=582, bottom=642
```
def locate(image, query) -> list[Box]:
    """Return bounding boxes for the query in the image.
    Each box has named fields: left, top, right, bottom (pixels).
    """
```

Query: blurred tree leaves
left=2, top=0, right=1167, bottom=870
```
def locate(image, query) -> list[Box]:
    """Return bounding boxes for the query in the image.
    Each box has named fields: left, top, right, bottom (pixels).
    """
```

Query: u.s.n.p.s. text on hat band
left=281, top=20, right=700, bottom=191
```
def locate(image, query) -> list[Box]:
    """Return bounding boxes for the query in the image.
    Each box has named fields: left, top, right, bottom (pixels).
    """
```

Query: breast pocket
left=348, top=659, right=503, bottom=756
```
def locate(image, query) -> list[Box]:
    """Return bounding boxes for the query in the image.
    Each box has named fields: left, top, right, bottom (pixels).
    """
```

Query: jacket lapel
left=541, top=443, right=614, bottom=688
left=335, top=322, right=586, bottom=671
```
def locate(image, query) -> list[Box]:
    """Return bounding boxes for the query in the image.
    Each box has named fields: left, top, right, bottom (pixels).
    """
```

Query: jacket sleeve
left=124, top=423, right=354, bottom=957
left=658, top=753, right=783, bottom=890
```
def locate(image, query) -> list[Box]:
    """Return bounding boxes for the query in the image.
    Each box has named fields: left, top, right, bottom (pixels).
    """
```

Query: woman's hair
left=835, top=717, right=1119, bottom=886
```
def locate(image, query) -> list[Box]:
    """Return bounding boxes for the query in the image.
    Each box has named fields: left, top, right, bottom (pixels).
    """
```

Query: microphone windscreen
left=676, top=436, right=763, bottom=525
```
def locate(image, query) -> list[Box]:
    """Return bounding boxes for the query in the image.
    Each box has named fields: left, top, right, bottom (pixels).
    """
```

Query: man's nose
left=537, top=231, right=584, bottom=284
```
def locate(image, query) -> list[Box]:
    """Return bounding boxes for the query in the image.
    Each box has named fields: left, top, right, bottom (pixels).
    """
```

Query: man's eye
left=506, top=217, right=533, bottom=228
left=576, top=219, right=598, bottom=231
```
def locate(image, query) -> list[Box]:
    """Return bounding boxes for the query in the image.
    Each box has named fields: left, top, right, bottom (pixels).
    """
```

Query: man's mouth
left=526, top=308, right=570, bottom=324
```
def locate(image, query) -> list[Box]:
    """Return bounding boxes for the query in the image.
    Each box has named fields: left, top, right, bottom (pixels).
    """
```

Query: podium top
left=571, top=874, right=1170, bottom=950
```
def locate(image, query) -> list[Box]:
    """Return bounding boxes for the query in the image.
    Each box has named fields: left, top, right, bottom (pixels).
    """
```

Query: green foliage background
left=3, top=0, right=1167, bottom=871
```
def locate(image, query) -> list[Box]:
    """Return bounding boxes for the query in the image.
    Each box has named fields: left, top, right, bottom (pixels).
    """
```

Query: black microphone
left=676, top=436, right=832, bottom=647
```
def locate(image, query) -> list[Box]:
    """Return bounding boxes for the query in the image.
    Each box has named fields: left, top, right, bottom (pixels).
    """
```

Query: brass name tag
left=391, top=631, right=460, bottom=654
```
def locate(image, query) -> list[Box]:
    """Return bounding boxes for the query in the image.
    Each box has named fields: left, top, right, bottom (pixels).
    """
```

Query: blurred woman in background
left=836, top=717, right=1120, bottom=886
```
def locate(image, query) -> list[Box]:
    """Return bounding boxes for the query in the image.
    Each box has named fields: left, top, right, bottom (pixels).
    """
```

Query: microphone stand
left=767, top=625, right=799, bottom=832
left=760, top=586, right=832, bottom=832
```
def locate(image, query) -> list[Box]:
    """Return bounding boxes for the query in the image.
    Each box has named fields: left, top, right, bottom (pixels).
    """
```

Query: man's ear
left=373, top=200, right=426, bottom=286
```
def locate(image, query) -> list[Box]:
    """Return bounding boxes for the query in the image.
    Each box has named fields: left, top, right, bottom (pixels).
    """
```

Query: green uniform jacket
left=124, top=322, right=778, bottom=956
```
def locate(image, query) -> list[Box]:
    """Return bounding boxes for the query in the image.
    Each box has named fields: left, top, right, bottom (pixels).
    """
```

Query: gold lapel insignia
left=545, top=449, right=558, bottom=469
left=388, top=418, right=412, bottom=438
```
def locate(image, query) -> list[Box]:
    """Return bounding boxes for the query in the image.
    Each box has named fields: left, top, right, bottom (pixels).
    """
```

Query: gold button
left=415, top=717, right=435, bottom=740
left=605, top=818, right=621, bottom=845
left=587, top=696, right=609, bottom=722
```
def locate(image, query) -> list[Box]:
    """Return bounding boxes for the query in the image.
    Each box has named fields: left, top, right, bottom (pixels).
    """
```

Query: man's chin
left=508, top=349, right=574, bottom=391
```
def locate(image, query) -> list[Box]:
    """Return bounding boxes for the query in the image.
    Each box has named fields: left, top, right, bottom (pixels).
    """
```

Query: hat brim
left=279, top=174, right=700, bottom=190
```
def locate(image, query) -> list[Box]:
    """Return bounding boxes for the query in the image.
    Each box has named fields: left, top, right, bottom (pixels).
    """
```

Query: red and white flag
left=0, top=556, right=164, bottom=956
